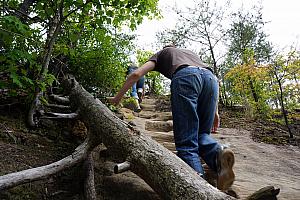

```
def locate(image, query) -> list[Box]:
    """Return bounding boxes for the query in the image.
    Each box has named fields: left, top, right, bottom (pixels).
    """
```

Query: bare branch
left=0, top=139, right=92, bottom=191
left=40, top=112, right=78, bottom=119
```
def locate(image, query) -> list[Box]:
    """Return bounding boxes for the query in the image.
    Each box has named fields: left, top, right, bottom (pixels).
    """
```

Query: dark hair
left=163, top=44, right=176, bottom=49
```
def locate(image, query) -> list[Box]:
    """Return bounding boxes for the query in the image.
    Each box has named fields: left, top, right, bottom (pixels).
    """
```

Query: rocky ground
left=0, top=96, right=299, bottom=199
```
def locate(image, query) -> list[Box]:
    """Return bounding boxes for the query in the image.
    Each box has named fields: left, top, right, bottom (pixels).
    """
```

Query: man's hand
left=211, top=112, right=220, bottom=133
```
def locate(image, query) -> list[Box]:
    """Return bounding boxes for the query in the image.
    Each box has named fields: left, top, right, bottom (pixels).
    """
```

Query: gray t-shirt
left=148, top=47, right=206, bottom=79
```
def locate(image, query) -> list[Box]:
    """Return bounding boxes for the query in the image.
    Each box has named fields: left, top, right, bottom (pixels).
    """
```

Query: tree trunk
left=63, top=76, right=234, bottom=200
left=277, top=77, right=293, bottom=138
left=15, top=0, right=36, bottom=22
left=27, top=3, right=64, bottom=127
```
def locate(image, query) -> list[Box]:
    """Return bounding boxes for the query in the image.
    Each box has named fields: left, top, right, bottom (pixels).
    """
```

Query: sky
left=133, top=0, right=300, bottom=52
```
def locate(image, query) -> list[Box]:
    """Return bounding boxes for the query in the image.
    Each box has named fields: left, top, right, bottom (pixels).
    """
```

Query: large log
left=64, top=77, right=234, bottom=200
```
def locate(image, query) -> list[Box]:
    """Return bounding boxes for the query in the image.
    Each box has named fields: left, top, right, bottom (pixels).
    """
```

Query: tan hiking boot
left=216, top=148, right=235, bottom=191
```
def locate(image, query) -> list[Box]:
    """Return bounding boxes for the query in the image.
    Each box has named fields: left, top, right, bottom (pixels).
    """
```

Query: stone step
left=147, top=131, right=174, bottom=143
left=152, top=112, right=172, bottom=121
left=145, top=120, right=173, bottom=132
left=141, top=104, right=156, bottom=111
left=135, top=111, right=172, bottom=121
left=134, top=111, right=157, bottom=119
left=140, top=97, right=157, bottom=105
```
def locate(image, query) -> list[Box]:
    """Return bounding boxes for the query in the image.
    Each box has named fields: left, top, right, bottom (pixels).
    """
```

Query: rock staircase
left=132, top=97, right=176, bottom=153
left=116, top=96, right=300, bottom=200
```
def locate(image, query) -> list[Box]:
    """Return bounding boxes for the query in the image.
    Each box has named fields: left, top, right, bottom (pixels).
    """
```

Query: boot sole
left=217, top=149, right=235, bottom=191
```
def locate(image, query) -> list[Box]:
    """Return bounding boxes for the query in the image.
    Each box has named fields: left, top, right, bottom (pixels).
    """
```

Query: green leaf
left=106, top=10, right=114, bottom=17
left=40, top=96, right=48, bottom=105
left=10, top=73, right=23, bottom=88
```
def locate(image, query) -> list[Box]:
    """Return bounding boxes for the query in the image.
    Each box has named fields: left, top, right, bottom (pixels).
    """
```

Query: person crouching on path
left=108, top=45, right=235, bottom=191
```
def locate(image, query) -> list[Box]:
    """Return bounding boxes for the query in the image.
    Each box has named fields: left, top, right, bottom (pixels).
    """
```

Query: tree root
left=0, top=138, right=94, bottom=191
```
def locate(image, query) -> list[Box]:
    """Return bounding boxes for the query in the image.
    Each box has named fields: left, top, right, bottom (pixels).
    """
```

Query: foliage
left=0, top=15, right=54, bottom=99
left=226, top=7, right=272, bottom=65
left=224, top=46, right=300, bottom=132
left=1, top=0, right=160, bottom=104
left=221, top=5, right=273, bottom=110
left=137, top=49, right=164, bottom=95
left=225, top=49, right=271, bottom=117
left=122, top=96, right=138, bottom=110
left=266, top=50, right=300, bottom=133
left=59, top=29, right=132, bottom=96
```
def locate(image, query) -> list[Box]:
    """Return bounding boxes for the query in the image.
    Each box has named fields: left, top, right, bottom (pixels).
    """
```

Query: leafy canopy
left=0, top=0, right=160, bottom=100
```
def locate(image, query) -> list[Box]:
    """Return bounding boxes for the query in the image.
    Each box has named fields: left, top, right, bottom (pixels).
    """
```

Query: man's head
left=163, top=44, right=176, bottom=49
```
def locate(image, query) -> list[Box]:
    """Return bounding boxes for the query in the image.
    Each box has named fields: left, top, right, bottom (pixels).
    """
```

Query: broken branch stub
left=114, top=161, right=131, bottom=174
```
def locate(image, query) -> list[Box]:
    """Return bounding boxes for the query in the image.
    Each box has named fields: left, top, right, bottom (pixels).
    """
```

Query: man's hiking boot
left=216, top=147, right=235, bottom=191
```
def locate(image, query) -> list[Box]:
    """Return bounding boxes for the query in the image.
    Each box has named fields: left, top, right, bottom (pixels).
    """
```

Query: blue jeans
left=128, top=67, right=145, bottom=99
left=171, top=66, right=221, bottom=175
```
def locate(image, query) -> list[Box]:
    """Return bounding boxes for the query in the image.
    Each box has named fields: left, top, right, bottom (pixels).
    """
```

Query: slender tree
left=224, top=6, right=273, bottom=110
left=267, top=50, right=300, bottom=138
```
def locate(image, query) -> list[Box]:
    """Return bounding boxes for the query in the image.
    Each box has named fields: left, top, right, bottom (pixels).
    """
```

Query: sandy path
left=215, top=128, right=300, bottom=199
left=129, top=97, right=300, bottom=200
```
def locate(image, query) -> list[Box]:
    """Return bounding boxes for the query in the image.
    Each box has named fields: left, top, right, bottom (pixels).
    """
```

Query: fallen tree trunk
left=63, top=77, right=234, bottom=200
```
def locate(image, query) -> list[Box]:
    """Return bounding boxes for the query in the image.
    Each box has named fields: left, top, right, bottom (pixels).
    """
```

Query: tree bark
left=27, top=3, right=64, bottom=127
left=63, top=76, right=234, bottom=200
left=40, top=112, right=78, bottom=119
left=274, top=71, right=293, bottom=138
left=15, top=0, right=36, bottom=22
left=83, top=153, right=97, bottom=200
left=49, top=94, right=70, bottom=105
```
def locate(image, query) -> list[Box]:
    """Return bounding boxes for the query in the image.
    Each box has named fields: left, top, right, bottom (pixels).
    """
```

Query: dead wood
left=114, top=161, right=131, bottom=174
left=46, top=103, right=71, bottom=110
left=83, top=153, right=97, bottom=200
left=27, top=92, right=42, bottom=127
left=40, top=111, right=78, bottom=119
left=50, top=94, right=70, bottom=105
left=0, top=138, right=93, bottom=191
left=0, top=76, right=280, bottom=199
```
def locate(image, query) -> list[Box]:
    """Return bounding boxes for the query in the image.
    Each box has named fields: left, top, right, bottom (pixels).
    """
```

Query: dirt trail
left=1, top=96, right=299, bottom=199
left=127, top=97, right=300, bottom=200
